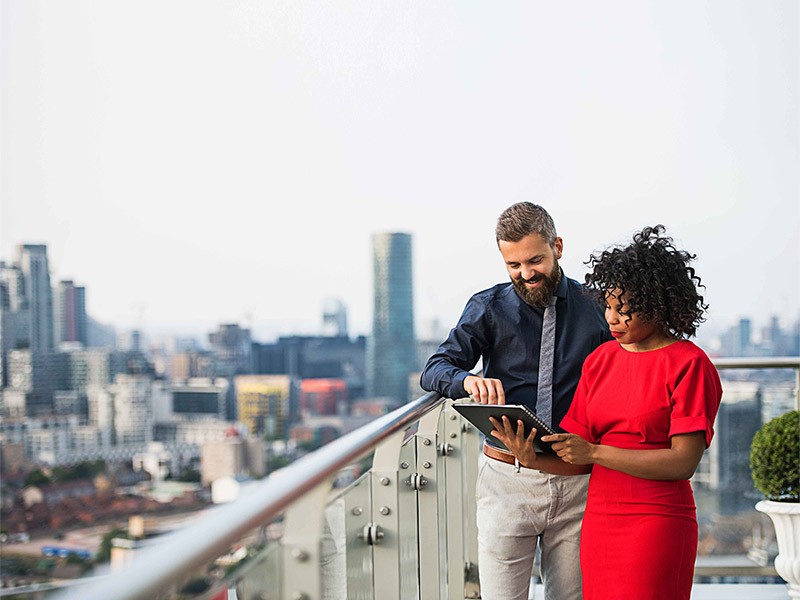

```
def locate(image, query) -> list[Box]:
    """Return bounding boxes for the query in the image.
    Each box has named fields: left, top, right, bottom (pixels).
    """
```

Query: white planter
left=756, top=499, right=800, bottom=599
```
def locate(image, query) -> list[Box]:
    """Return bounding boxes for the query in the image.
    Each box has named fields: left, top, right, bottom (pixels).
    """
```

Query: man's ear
left=553, top=237, right=563, bottom=260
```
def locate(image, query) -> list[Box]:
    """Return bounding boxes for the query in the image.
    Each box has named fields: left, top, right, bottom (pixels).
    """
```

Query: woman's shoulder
left=584, top=340, right=620, bottom=365
left=665, top=340, right=718, bottom=373
left=667, top=339, right=712, bottom=360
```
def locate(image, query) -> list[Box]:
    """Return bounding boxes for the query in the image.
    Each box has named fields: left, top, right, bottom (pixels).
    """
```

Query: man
left=420, top=202, right=610, bottom=600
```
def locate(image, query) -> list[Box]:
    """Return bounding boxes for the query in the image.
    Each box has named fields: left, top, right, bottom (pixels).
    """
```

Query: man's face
left=498, top=233, right=563, bottom=308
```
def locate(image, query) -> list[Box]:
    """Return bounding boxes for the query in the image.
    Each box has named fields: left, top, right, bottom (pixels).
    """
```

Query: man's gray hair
left=495, top=202, right=558, bottom=247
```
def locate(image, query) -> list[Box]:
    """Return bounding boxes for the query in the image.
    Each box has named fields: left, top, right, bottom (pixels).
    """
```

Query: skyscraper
left=0, top=261, right=29, bottom=386
left=15, top=244, right=54, bottom=352
left=367, top=232, right=416, bottom=402
left=54, top=280, right=88, bottom=347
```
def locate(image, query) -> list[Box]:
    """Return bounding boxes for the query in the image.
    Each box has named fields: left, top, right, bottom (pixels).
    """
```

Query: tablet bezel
left=451, top=403, right=557, bottom=454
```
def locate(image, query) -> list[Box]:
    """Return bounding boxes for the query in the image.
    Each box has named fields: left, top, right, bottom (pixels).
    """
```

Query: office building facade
left=54, top=280, right=88, bottom=347
left=15, top=244, right=54, bottom=353
left=367, top=232, right=416, bottom=402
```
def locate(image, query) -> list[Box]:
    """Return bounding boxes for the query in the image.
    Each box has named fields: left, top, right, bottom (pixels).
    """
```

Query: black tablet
left=451, top=403, right=557, bottom=454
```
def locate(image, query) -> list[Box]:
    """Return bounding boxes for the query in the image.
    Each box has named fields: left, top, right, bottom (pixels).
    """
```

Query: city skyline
left=1, top=239, right=799, bottom=351
left=0, top=239, right=800, bottom=348
left=2, top=2, right=798, bottom=341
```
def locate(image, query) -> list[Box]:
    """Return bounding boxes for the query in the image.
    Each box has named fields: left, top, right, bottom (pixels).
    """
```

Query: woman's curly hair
left=584, top=225, right=708, bottom=338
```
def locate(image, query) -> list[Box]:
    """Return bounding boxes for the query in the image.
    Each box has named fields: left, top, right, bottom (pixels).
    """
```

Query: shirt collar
left=554, top=268, right=568, bottom=299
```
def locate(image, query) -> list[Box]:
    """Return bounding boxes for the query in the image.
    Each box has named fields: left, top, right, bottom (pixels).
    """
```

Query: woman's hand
left=488, top=416, right=538, bottom=468
left=542, top=433, right=597, bottom=465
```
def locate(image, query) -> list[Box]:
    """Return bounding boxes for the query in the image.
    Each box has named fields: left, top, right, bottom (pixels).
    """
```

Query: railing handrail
left=53, top=390, right=444, bottom=600
left=712, top=356, right=800, bottom=369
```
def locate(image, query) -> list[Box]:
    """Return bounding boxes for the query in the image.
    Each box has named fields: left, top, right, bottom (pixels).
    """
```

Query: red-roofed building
left=299, top=379, right=348, bottom=416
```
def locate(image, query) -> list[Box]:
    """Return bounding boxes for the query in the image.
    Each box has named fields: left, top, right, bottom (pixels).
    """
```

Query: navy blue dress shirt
left=420, top=272, right=611, bottom=433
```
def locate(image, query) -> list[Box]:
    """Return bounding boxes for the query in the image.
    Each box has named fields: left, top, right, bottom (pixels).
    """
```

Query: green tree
left=175, top=467, right=201, bottom=483
left=96, top=527, right=129, bottom=563
left=51, top=460, right=108, bottom=482
left=24, top=469, right=51, bottom=486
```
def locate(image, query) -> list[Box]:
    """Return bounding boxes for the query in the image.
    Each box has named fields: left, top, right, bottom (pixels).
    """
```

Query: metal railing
left=713, top=356, right=800, bottom=410
left=50, top=389, right=478, bottom=600
left=40, top=356, right=799, bottom=600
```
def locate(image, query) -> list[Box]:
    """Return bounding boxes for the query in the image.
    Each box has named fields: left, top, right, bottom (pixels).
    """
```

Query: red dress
left=561, top=340, right=722, bottom=600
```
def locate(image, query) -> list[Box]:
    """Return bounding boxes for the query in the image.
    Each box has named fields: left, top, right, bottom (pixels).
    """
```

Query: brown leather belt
left=483, top=442, right=517, bottom=466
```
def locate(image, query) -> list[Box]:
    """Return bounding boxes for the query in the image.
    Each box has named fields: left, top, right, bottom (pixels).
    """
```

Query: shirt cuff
left=669, top=416, right=714, bottom=447
left=453, top=371, right=471, bottom=398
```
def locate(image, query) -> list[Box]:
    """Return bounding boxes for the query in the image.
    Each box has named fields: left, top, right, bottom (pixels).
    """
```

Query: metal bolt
left=380, top=476, right=390, bottom=486
left=449, top=432, right=457, bottom=438
left=291, top=548, right=309, bottom=562
left=400, top=461, right=409, bottom=469
left=423, top=461, right=432, bottom=469
left=352, top=507, right=363, bottom=516
left=291, top=593, right=308, bottom=600
left=422, top=437, right=432, bottom=446
left=379, top=506, right=391, bottom=515
left=449, top=413, right=457, bottom=420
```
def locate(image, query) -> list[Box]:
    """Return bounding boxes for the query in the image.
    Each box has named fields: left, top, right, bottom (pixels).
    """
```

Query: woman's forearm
left=547, top=431, right=707, bottom=481
left=590, top=443, right=700, bottom=480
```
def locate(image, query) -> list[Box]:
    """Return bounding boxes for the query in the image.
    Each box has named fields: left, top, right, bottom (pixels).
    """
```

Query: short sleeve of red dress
left=668, top=349, right=723, bottom=447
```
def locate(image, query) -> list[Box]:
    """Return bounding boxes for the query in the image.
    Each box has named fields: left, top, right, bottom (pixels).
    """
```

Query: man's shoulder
left=562, top=276, right=601, bottom=308
left=563, top=275, right=590, bottom=296
left=470, top=282, right=515, bottom=304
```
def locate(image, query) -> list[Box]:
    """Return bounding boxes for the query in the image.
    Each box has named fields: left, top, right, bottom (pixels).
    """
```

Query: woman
left=491, top=225, right=722, bottom=600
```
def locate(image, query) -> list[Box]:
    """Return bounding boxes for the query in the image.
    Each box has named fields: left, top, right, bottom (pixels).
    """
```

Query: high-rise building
left=367, top=232, right=416, bottom=402
left=170, top=379, right=229, bottom=419
left=54, top=280, right=88, bottom=347
left=110, top=374, right=156, bottom=446
left=234, top=375, right=293, bottom=439
left=6, top=349, right=67, bottom=416
left=209, top=324, right=253, bottom=377
left=15, top=244, right=54, bottom=353
left=0, top=261, right=29, bottom=386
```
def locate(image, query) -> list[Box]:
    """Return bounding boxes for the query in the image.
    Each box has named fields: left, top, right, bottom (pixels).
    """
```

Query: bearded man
left=420, top=202, right=611, bottom=600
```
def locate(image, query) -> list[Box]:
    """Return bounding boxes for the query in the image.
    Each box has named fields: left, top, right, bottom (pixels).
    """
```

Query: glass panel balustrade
left=40, top=360, right=797, bottom=600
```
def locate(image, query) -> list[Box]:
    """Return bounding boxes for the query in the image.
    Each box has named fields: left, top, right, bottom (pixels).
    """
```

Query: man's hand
left=463, top=375, right=506, bottom=404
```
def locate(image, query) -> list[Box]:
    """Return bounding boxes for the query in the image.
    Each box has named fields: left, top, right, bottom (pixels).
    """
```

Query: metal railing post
left=442, top=400, right=482, bottom=600
left=369, top=430, right=406, bottom=600
left=282, top=478, right=334, bottom=600
left=415, top=402, right=446, bottom=600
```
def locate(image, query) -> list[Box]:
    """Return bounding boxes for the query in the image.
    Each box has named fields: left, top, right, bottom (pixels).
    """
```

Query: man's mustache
left=518, top=273, right=543, bottom=283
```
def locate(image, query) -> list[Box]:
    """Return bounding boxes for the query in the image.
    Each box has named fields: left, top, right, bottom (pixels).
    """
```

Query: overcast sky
left=2, top=1, right=798, bottom=345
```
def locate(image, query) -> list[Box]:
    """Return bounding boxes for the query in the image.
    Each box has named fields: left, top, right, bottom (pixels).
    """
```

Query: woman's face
left=604, top=289, right=665, bottom=351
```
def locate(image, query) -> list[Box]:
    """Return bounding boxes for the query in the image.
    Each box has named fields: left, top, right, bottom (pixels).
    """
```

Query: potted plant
left=750, top=409, right=800, bottom=597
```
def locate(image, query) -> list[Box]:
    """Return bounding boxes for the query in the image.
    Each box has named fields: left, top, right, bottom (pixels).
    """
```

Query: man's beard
left=512, top=262, right=561, bottom=308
